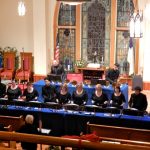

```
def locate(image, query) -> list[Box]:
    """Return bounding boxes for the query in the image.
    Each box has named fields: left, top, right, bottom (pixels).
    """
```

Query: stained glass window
left=81, top=0, right=111, bottom=66
left=117, top=0, right=134, bottom=27
left=116, top=31, right=135, bottom=75
left=58, top=3, right=76, bottom=26
left=58, top=29, right=75, bottom=71
left=58, top=3, right=76, bottom=71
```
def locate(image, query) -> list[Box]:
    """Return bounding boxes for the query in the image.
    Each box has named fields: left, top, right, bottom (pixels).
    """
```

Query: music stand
left=12, top=99, right=26, bottom=108
left=47, top=74, right=62, bottom=82
left=0, top=98, right=8, bottom=107
left=122, top=108, right=144, bottom=116
left=105, top=107, right=121, bottom=114
left=63, top=103, right=79, bottom=111
left=45, top=102, right=62, bottom=109
left=84, top=105, right=98, bottom=113
left=91, top=79, right=106, bottom=86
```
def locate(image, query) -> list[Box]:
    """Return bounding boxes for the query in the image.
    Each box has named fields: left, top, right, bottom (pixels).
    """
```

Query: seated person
left=57, top=83, right=71, bottom=104
left=5, top=80, right=22, bottom=101
left=42, top=77, right=57, bottom=103
left=91, top=84, right=108, bottom=107
left=129, top=86, right=148, bottom=111
left=51, top=59, right=64, bottom=75
left=0, top=77, right=6, bottom=98
left=106, top=63, right=120, bottom=84
left=110, top=85, right=125, bottom=109
left=22, top=82, right=39, bottom=102
left=72, top=83, right=88, bottom=106
left=18, top=115, right=38, bottom=150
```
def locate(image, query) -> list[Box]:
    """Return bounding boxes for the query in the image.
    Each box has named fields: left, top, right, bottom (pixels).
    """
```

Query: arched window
left=57, top=3, right=76, bottom=71
left=81, top=0, right=111, bottom=66
left=116, top=0, right=134, bottom=75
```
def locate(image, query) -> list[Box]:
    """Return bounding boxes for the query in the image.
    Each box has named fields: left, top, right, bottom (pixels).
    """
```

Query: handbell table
left=0, top=104, right=149, bottom=137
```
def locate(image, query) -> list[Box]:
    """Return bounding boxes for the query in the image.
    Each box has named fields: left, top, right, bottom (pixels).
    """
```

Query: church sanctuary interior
left=0, top=0, right=150, bottom=150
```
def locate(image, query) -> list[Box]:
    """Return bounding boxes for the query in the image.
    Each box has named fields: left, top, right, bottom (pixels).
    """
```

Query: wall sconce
left=18, top=0, right=26, bottom=16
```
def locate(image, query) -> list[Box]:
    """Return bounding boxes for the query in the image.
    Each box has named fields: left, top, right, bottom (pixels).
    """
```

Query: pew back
left=0, top=115, right=24, bottom=131
left=87, top=123, right=150, bottom=142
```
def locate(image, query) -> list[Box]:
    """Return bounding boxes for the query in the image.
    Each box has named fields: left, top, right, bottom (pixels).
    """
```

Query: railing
left=0, top=131, right=150, bottom=150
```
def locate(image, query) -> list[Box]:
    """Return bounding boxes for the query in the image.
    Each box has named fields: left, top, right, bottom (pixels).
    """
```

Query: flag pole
left=22, top=47, right=25, bottom=92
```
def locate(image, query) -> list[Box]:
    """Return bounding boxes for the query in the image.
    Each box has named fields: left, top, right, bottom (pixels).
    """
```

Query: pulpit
left=0, top=52, right=16, bottom=80
left=15, top=52, right=33, bottom=82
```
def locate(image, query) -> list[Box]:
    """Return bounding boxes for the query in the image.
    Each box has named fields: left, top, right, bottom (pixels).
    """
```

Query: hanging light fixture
left=57, top=0, right=91, bottom=5
left=130, top=2, right=143, bottom=38
left=18, top=0, right=26, bottom=16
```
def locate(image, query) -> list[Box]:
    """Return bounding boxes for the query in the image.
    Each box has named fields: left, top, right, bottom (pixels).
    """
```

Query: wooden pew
left=0, top=131, right=150, bottom=150
left=4, top=125, right=12, bottom=132
left=87, top=123, right=150, bottom=143
left=0, top=115, right=24, bottom=131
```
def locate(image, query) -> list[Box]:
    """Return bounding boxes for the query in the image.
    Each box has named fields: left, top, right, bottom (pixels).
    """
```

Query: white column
left=33, top=0, right=47, bottom=75
left=46, top=0, right=56, bottom=73
left=32, top=0, right=56, bottom=75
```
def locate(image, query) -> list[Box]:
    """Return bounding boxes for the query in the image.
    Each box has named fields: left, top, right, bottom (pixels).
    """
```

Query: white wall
left=0, top=0, right=56, bottom=75
left=138, top=0, right=150, bottom=82
left=0, top=0, right=33, bottom=52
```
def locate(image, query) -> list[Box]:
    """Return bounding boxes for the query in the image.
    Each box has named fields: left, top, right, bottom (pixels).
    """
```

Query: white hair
left=25, top=115, right=34, bottom=124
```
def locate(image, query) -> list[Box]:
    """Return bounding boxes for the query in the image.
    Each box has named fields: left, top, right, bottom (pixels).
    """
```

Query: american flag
left=55, top=33, right=59, bottom=61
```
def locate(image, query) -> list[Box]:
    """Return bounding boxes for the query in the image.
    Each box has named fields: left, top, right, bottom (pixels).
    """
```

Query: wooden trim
left=133, top=0, right=139, bottom=74
left=110, top=0, right=117, bottom=67
left=76, top=5, right=81, bottom=60
left=135, top=39, right=139, bottom=74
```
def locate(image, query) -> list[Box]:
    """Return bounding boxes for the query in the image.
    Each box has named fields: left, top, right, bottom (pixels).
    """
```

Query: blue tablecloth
left=33, top=80, right=128, bottom=108
left=0, top=105, right=149, bottom=136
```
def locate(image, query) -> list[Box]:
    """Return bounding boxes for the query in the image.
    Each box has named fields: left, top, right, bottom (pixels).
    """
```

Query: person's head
left=114, top=86, right=121, bottom=93
left=134, top=86, right=141, bottom=95
left=25, top=115, right=34, bottom=125
left=27, top=82, right=33, bottom=90
left=95, top=84, right=102, bottom=92
left=76, top=83, right=83, bottom=92
left=113, top=63, right=119, bottom=70
left=44, top=77, right=50, bottom=86
left=52, top=60, right=59, bottom=67
left=11, top=80, right=17, bottom=87
left=60, top=83, right=68, bottom=93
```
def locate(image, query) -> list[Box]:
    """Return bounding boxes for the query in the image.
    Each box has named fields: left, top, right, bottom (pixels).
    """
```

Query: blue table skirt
left=0, top=106, right=149, bottom=136
left=33, top=80, right=128, bottom=108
